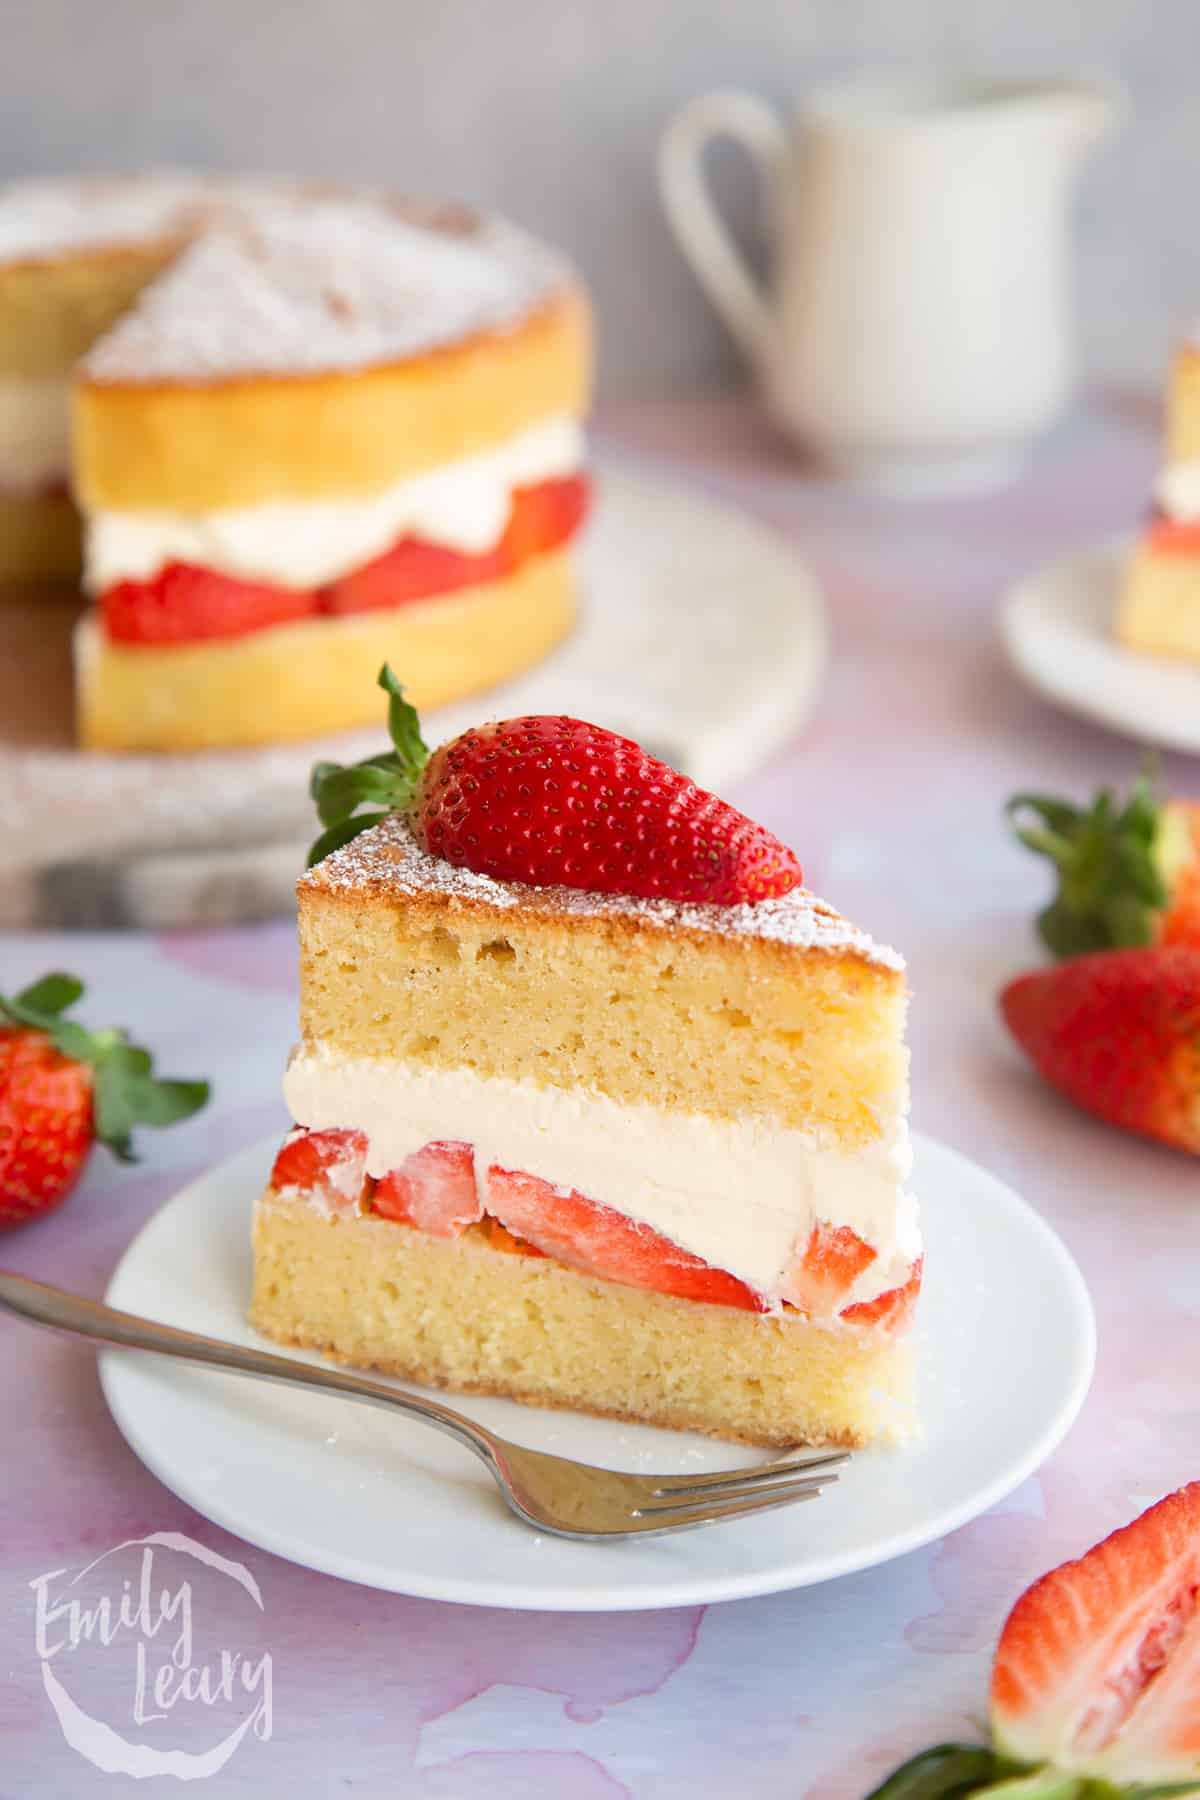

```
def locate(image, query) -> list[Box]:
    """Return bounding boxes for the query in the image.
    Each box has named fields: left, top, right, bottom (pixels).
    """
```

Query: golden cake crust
left=76, top=290, right=591, bottom=511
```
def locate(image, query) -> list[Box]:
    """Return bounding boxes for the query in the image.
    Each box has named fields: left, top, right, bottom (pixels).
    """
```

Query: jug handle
left=658, top=90, right=785, bottom=367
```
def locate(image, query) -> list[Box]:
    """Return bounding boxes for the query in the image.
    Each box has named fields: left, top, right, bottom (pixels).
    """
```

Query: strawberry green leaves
left=307, top=665, right=429, bottom=867
left=1007, top=770, right=1169, bottom=958
left=865, top=1751, right=1200, bottom=1800
left=0, top=973, right=209, bottom=1163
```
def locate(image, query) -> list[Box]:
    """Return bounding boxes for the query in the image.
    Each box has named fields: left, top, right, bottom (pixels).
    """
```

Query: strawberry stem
left=0, top=972, right=209, bottom=1163
left=1006, top=766, right=1169, bottom=959
left=306, top=664, right=430, bottom=867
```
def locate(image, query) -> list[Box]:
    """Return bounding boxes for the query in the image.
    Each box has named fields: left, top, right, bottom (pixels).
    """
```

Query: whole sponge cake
left=250, top=686, right=920, bottom=1448
left=0, top=175, right=591, bottom=747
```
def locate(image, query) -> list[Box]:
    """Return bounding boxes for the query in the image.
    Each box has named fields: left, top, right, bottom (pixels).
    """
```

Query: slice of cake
left=249, top=673, right=920, bottom=1448
left=0, top=175, right=205, bottom=585
left=1119, top=339, right=1200, bottom=661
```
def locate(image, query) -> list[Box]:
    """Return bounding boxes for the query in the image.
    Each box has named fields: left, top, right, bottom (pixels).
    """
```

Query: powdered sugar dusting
left=302, top=816, right=904, bottom=969
left=0, top=173, right=216, bottom=262
left=75, top=188, right=569, bottom=382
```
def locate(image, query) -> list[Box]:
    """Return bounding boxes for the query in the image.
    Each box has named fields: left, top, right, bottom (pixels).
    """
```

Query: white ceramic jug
left=659, top=77, right=1120, bottom=492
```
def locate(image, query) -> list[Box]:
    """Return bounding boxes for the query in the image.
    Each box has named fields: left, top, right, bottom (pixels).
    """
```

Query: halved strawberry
left=372, top=1141, right=481, bottom=1236
left=991, top=1481, right=1200, bottom=1784
left=786, top=1220, right=878, bottom=1317
left=484, top=1165, right=768, bottom=1311
left=102, top=563, right=319, bottom=645
left=840, top=1257, right=923, bottom=1333
left=270, top=1127, right=368, bottom=1210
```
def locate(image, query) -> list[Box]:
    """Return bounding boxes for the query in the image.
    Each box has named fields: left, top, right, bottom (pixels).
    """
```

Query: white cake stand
left=0, top=461, right=828, bottom=928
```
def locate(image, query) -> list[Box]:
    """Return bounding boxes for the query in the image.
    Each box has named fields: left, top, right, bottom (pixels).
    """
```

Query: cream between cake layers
left=0, top=175, right=591, bottom=746
left=250, top=700, right=920, bottom=1448
left=1119, top=340, right=1200, bottom=662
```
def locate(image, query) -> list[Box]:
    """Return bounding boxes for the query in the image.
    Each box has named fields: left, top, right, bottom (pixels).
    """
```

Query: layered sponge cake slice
left=1119, top=339, right=1200, bottom=662
left=250, top=680, right=920, bottom=1448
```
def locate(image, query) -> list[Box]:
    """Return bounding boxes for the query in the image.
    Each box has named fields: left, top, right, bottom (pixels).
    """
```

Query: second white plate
left=100, top=1132, right=1094, bottom=1612
left=1003, top=535, right=1200, bottom=752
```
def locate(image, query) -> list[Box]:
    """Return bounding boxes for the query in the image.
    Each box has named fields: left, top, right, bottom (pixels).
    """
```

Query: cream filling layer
left=0, top=376, right=72, bottom=491
left=85, top=415, right=585, bottom=592
left=1155, top=460, right=1200, bottom=524
left=281, top=1047, right=920, bottom=1312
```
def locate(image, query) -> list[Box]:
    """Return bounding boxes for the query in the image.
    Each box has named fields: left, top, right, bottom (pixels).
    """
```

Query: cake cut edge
left=250, top=1196, right=918, bottom=1449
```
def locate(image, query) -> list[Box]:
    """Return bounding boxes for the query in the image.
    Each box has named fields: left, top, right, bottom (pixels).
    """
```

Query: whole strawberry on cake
left=250, top=669, right=920, bottom=1447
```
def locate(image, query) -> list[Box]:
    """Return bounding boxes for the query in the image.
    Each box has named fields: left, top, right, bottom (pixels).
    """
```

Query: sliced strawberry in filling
left=499, top=474, right=591, bottom=565
left=100, top=475, right=592, bottom=645
left=270, top=1126, right=368, bottom=1211
left=483, top=1164, right=769, bottom=1312
left=102, top=562, right=319, bottom=644
left=1146, top=513, right=1200, bottom=557
left=787, top=1220, right=878, bottom=1317
left=270, top=1127, right=917, bottom=1327
left=372, top=1140, right=481, bottom=1236
left=991, top=1481, right=1200, bottom=1783
left=839, top=1257, right=923, bottom=1333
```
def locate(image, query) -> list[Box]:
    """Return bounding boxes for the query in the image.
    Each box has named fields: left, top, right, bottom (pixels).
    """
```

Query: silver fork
left=0, top=1270, right=848, bottom=1541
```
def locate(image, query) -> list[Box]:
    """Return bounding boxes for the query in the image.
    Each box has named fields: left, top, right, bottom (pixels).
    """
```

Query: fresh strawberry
left=839, top=1257, right=923, bottom=1333
left=102, top=562, right=319, bottom=645
left=1008, top=770, right=1200, bottom=957
left=1001, top=947, right=1200, bottom=1154
left=372, top=1141, right=481, bottom=1235
left=0, top=973, right=209, bottom=1229
left=270, top=1127, right=368, bottom=1210
left=483, top=1165, right=769, bottom=1311
left=991, top=1482, right=1200, bottom=1783
left=786, top=1220, right=878, bottom=1316
left=867, top=1483, right=1200, bottom=1798
left=307, top=664, right=803, bottom=903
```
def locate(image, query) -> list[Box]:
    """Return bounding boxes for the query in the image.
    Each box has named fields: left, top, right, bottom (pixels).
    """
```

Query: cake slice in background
left=1119, top=338, right=1200, bottom=661
left=0, top=175, right=201, bottom=585
left=250, top=677, right=920, bottom=1448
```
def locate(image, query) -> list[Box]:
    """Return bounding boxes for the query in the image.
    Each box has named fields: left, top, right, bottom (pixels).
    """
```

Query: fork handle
left=0, top=1269, right=499, bottom=1471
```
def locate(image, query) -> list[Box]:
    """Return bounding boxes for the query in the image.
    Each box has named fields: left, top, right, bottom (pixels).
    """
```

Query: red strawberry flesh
left=372, top=1141, right=481, bottom=1235
left=991, top=1481, right=1200, bottom=1782
left=787, top=1219, right=878, bottom=1316
left=270, top=1127, right=368, bottom=1210
left=412, top=715, right=802, bottom=904
left=0, top=1028, right=92, bottom=1227
left=1001, top=947, right=1200, bottom=1154
left=483, top=1164, right=770, bottom=1311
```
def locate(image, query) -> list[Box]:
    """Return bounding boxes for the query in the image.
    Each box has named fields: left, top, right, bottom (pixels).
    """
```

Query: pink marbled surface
left=3, top=391, right=1199, bottom=1798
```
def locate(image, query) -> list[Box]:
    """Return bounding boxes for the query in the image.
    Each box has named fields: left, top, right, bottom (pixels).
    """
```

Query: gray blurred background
left=1, top=0, right=1194, bottom=395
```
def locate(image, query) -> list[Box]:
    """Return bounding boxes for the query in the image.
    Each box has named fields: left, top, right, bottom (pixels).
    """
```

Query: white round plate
left=1003, top=535, right=1200, bottom=752
left=100, top=1132, right=1094, bottom=1612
